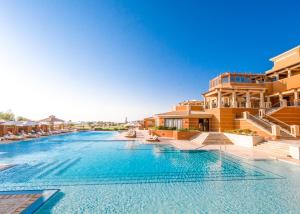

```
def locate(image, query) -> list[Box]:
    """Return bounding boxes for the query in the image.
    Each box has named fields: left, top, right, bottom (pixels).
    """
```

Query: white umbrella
left=124, top=122, right=135, bottom=127
left=2, top=121, right=19, bottom=126
left=21, top=121, right=39, bottom=126
left=39, top=121, right=51, bottom=125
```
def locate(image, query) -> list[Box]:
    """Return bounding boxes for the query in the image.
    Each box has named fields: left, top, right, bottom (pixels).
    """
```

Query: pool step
left=0, top=162, right=49, bottom=183
left=54, top=157, right=81, bottom=176
left=35, top=159, right=73, bottom=179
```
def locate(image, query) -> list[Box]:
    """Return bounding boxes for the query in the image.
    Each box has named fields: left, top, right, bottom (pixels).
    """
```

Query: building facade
left=145, top=45, right=300, bottom=139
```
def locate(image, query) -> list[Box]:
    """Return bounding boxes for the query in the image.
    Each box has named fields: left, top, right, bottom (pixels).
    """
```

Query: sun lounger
left=39, top=131, right=49, bottom=136
left=4, top=134, right=24, bottom=141
left=125, top=130, right=136, bottom=138
left=146, top=135, right=159, bottom=142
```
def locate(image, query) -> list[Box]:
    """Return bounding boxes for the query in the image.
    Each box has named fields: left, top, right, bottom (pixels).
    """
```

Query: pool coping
left=0, top=189, right=59, bottom=214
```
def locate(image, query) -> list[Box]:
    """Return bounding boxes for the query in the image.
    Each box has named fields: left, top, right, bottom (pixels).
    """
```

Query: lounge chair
left=39, top=131, right=49, bottom=136
left=146, top=135, right=159, bottom=142
left=19, top=131, right=32, bottom=139
left=4, top=134, right=24, bottom=141
left=125, top=130, right=136, bottom=138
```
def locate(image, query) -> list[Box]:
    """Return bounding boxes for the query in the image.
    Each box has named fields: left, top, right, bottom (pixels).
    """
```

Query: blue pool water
left=1, top=131, right=300, bottom=213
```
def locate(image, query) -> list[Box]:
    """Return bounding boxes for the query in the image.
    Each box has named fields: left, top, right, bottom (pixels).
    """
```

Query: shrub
left=178, top=128, right=199, bottom=132
left=94, top=126, right=128, bottom=131
left=152, top=126, right=174, bottom=130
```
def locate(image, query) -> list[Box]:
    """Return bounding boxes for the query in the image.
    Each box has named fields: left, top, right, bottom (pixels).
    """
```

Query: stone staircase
left=191, top=132, right=232, bottom=146
left=247, top=113, right=295, bottom=140
left=190, top=132, right=209, bottom=144
left=265, top=106, right=282, bottom=116
left=254, top=141, right=290, bottom=158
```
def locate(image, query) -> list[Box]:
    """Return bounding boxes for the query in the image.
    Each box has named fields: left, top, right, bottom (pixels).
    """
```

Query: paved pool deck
left=0, top=193, right=41, bottom=214
left=118, top=130, right=300, bottom=165
left=0, top=189, right=59, bottom=214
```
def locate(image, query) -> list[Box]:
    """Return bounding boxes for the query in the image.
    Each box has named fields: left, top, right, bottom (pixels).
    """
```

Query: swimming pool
left=0, top=131, right=300, bottom=213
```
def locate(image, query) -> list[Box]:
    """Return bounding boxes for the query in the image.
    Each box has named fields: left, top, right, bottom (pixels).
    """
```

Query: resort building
left=146, top=45, right=300, bottom=140
left=152, top=100, right=211, bottom=131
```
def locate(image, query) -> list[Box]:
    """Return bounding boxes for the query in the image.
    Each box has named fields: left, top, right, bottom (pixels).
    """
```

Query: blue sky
left=0, top=0, right=300, bottom=121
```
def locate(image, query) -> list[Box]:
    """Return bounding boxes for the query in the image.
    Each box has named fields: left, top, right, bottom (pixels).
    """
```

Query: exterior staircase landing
left=191, top=132, right=232, bottom=146
left=254, top=141, right=290, bottom=159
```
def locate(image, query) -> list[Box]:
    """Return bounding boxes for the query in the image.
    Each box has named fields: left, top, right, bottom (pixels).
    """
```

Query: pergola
left=39, top=115, right=65, bottom=130
left=203, top=88, right=267, bottom=109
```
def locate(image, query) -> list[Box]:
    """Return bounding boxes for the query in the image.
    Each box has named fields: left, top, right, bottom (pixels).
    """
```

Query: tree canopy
left=0, top=110, right=15, bottom=121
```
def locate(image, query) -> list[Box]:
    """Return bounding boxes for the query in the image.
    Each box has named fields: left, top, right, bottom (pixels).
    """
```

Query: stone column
left=291, top=125, right=300, bottom=137
left=243, top=111, right=248, bottom=119
left=279, top=93, right=287, bottom=107
left=209, top=98, right=213, bottom=109
left=266, top=96, right=271, bottom=108
left=259, top=109, right=266, bottom=118
left=294, top=90, right=299, bottom=106
left=232, top=91, right=237, bottom=108
left=217, top=90, right=222, bottom=108
left=287, top=69, right=292, bottom=78
left=271, top=125, right=281, bottom=139
left=203, top=96, right=207, bottom=109
left=246, top=91, right=251, bottom=108
left=279, top=93, right=283, bottom=101
left=275, top=72, right=279, bottom=81
left=289, top=145, right=300, bottom=160
left=259, top=91, right=265, bottom=108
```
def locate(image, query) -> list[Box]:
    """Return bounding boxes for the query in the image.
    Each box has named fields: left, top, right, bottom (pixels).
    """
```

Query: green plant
left=152, top=126, right=177, bottom=130
left=178, top=128, right=199, bottom=132
left=178, top=128, right=189, bottom=132
left=0, top=110, right=15, bottom=121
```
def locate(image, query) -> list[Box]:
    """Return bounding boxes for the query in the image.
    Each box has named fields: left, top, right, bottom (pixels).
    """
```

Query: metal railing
left=265, top=115, right=291, bottom=133
left=265, top=102, right=281, bottom=115
left=247, top=113, right=272, bottom=133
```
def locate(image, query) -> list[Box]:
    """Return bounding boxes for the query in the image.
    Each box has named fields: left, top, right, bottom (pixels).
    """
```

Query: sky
left=0, top=0, right=300, bottom=122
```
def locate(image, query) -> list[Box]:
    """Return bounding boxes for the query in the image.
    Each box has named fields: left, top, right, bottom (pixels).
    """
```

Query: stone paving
left=0, top=193, right=41, bottom=214
left=123, top=130, right=300, bottom=164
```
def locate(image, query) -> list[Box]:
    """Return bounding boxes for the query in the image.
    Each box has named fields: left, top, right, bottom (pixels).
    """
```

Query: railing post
left=259, top=109, right=266, bottom=118
left=280, top=99, right=287, bottom=107
left=291, top=125, right=300, bottom=137
left=271, top=125, right=281, bottom=138
left=265, top=102, right=272, bottom=108
left=289, top=145, right=300, bottom=160
left=243, top=111, right=249, bottom=119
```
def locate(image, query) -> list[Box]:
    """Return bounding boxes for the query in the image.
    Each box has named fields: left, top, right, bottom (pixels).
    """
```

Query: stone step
left=254, top=141, right=290, bottom=158
left=191, top=133, right=232, bottom=145
left=257, top=145, right=289, bottom=150
left=257, top=144, right=289, bottom=149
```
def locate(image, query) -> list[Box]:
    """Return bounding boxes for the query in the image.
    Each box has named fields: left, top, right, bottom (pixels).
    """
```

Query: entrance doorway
left=199, top=119, right=209, bottom=132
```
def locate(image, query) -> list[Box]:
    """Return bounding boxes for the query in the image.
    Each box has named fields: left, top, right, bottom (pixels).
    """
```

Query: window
left=241, top=76, right=245, bottom=82
left=230, top=76, right=235, bottom=82
left=222, top=76, right=229, bottom=84
left=164, top=119, right=183, bottom=129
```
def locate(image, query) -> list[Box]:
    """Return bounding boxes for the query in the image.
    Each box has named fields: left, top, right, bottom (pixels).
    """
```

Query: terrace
left=203, top=72, right=268, bottom=109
